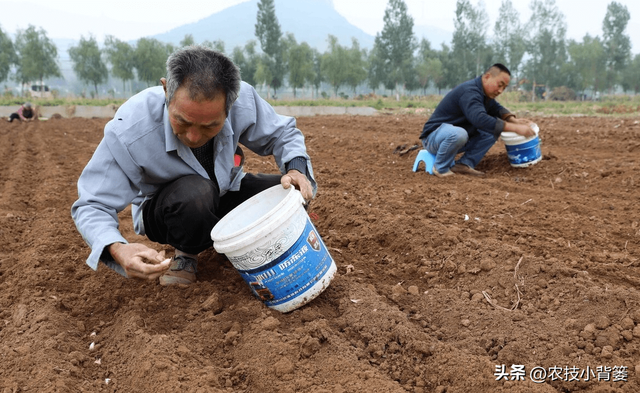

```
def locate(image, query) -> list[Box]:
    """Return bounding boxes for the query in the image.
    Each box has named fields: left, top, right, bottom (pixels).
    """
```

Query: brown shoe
left=451, top=163, right=485, bottom=177
left=159, top=255, right=197, bottom=286
left=432, top=166, right=455, bottom=177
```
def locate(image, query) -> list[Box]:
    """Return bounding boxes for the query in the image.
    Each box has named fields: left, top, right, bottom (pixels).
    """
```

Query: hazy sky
left=1, top=0, right=639, bottom=52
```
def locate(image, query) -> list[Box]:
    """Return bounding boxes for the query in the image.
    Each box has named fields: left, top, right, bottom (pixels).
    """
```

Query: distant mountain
left=153, top=0, right=375, bottom=52
left=152, top=0, right=452, bottom=54
left=4, top=0, right=453, bottom=95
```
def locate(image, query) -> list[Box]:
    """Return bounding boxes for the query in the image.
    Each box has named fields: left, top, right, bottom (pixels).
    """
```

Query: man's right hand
left=504, top=122, right=536, bottom=138
left=108, top=242, right=171, bottom=280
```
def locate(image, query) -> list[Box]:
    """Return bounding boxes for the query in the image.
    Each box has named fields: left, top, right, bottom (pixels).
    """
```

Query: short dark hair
left=486, top=63, right=511, bottom=77
left=165, top=45, right=241, bottom=115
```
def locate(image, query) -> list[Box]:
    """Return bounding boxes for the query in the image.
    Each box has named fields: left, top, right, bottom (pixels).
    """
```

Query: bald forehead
left=487, top=66, right=509, bottom=78
left=487, top=69, right=510, bottom=85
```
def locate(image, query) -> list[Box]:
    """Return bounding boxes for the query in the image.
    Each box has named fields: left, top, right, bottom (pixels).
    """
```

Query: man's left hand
left=281, top=170, right=313, bottom=201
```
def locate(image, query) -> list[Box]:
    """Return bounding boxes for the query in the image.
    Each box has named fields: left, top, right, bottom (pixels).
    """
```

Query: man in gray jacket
left=72, top=46, right=315, bottom=285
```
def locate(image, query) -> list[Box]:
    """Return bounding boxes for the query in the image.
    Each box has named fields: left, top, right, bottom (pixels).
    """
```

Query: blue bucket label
left=236, top=218, right=334, bottom=307
left=505, top=136, right=541, bottom=165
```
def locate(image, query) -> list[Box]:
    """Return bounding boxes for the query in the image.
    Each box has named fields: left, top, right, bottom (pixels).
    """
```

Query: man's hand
left=504, top=122, right=536, bottom=138
left=281, top=170, right=313, bottom=201
left=108, top=242, right=171, bottom=280
left=509, top=117, right=535, bottom=127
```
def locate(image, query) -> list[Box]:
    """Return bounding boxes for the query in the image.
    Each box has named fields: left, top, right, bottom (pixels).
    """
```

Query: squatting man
left=419, top=63, right=538, bottom=177
left=72, top=46, right=316, bottom=285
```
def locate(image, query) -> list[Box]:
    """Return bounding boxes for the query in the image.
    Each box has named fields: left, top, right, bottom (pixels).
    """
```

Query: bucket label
left=236, top=218, right=334, bottom=307
left=225, top=212, right=307, bottom=271
left=505, top=137, right=542, bottom=166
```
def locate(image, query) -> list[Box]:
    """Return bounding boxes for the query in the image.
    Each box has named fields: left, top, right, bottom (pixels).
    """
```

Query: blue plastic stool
left=412, top=150, right=435, bottom=174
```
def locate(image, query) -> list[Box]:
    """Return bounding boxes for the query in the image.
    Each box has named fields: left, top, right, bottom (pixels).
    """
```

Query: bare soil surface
left=1, top=114, right=640, bottom=392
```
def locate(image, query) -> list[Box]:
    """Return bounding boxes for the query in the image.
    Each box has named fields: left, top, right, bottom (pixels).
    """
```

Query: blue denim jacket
left=71, top=82, right=316, bottom=272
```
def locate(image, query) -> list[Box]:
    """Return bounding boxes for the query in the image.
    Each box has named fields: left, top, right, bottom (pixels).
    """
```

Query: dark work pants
left=142, top=173, right=281, bottom=254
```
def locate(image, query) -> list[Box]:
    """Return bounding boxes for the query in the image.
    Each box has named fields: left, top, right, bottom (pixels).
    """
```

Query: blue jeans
left=422, top=124, right=498, bottom=172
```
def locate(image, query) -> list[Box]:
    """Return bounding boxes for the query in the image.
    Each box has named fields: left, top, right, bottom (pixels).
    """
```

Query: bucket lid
left=501, top=123, right=539, bottom=143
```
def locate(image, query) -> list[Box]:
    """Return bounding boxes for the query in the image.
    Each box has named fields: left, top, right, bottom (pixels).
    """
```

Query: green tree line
left=1, top=0, right=639, bottom=100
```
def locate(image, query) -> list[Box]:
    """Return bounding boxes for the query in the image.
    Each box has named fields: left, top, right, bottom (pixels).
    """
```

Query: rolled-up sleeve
left=488, top=100, right=511, bottom=137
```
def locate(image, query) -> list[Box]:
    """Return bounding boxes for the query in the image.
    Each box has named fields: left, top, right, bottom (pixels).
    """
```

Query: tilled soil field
left=1, top=113, right=639, bottom=392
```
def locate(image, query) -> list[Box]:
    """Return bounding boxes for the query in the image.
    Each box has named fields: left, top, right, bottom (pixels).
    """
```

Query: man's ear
left=160, top=78, right=167, bottom=93
left=160, top=78, right=170, bottom=104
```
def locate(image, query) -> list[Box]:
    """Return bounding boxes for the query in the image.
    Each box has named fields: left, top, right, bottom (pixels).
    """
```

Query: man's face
left=482, top=71, right=511, bottom=100
left=163, top=81, right=227, bottom=148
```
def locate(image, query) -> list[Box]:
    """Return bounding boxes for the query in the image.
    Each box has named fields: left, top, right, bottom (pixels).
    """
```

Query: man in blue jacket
left=72, top=46, right=315, bottom=285
left=420, top=63, right=537, bottom=177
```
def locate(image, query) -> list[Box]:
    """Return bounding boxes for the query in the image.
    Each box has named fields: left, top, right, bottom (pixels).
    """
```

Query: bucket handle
left=291, top=187, right=308, bottom=208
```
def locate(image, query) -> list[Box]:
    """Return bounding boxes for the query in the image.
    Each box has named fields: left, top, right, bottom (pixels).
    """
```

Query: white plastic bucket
left=500, top=124, right=542, bottom=168
left=210, top=185, right=336, bottom=313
